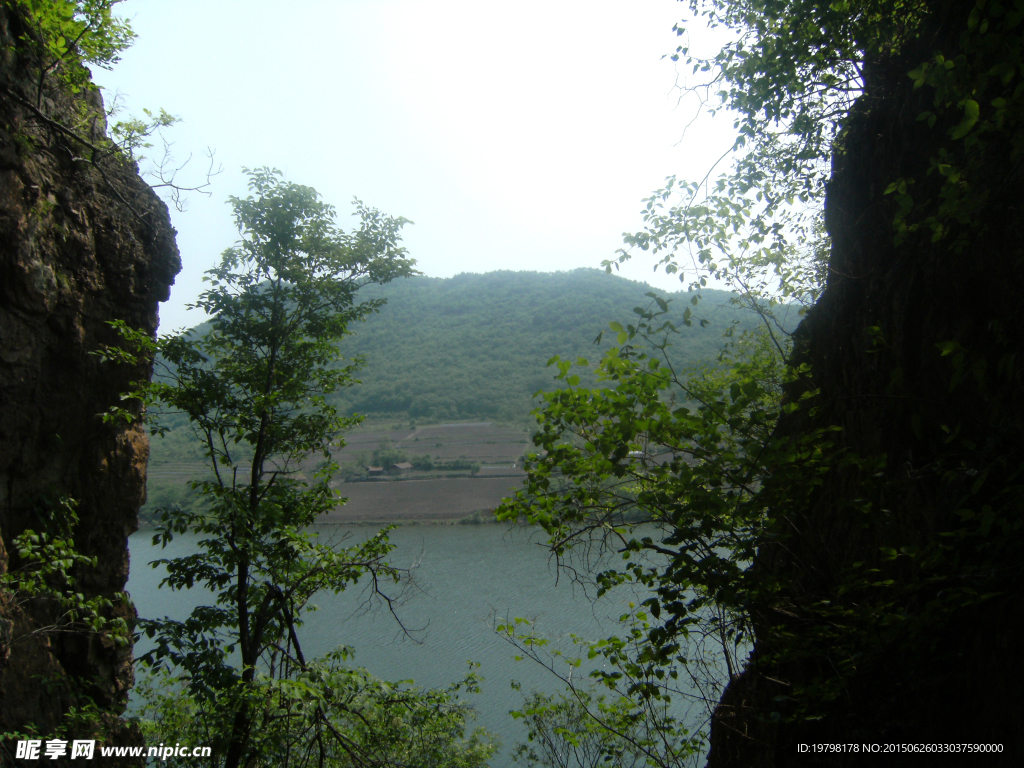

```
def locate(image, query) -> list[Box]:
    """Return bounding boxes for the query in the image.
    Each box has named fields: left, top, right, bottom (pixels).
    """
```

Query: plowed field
left=323, top=477, right=525, bottom=523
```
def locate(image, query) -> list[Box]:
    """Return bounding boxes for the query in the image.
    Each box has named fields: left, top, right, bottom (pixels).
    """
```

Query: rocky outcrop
left=0, top=3, right=179, bottom=749
left=708, top=2, right=1024, bottom=765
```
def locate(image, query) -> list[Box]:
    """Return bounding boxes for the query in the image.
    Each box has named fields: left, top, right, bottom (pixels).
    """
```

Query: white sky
left=93, top=0, right=736, bottom=331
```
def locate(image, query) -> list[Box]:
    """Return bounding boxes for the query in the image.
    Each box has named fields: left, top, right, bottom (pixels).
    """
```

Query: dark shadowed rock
left=708, top=4, right=1024, bottom=765
left=0, top=4, right=179, bottom=749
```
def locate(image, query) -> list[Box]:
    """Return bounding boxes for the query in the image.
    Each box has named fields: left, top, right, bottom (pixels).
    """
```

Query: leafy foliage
left=139, top=273, right=776, bottom=526
left=501, top=604, right=707, bottom=768
left=4, top=0, right=218, bottom=212
left=135, top=663, right=497, bottom=768
left=510, top=685, right=667, bottom=768
left=0, top=495, right=130, bottom=647
left=0, top=495, right=136, bottom=759
left=336, top=272, right=764, bottom=424
left=496, top=300, right=825, bottom=763
left=10, top=0, right=135, bottom=94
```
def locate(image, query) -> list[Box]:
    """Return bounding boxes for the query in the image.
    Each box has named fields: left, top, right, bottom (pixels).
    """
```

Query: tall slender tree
left=116, top=169, right=494, bottom=767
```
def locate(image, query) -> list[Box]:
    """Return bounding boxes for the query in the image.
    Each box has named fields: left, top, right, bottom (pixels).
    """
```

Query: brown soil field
left=323, top=477, right=526, bottom=523
left=333, top=422, right=530, bottom=467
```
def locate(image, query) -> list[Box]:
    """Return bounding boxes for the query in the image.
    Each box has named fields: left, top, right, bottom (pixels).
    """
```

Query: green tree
left=497, top=301, right=813, bottom=766
left=370, top=445, right=409, bottom=468
left=112, top=169, right=495, bottom=767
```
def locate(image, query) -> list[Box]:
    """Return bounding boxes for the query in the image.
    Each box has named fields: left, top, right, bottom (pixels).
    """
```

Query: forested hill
left=329, top=269, right=766, bottom=423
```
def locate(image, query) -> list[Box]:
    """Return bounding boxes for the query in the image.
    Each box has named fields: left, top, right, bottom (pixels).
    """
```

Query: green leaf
left=951, top=99, right=980, bottom=139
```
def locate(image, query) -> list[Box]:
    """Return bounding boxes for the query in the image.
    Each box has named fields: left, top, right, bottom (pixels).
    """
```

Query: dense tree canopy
left=335, top=272, right=764, bottom=423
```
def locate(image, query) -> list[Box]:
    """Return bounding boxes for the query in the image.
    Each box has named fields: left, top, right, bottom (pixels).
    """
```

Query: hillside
left=328, top=269, right=763, bottom=423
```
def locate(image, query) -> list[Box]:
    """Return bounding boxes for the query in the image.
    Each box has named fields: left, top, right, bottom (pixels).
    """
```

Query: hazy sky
left=94, top=0, right=735, bottom=331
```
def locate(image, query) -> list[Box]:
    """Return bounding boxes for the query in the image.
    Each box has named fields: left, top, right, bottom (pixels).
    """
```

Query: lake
left=127, top=522, right=712, bottom=766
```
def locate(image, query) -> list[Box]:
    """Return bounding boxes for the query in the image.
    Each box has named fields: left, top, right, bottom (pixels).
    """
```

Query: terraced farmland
left=335, top=422, right=529, bottom=468
left=143, top=421, right=532, bottom=525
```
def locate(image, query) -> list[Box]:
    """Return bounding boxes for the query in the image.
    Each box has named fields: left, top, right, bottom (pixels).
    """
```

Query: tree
left=111, top=169, right=495, bottom=767
left=503, top=0, right=1024, bottom=763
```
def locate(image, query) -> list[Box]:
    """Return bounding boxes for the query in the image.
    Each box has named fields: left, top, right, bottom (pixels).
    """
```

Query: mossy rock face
left=0, top=3, right=179, bottom=744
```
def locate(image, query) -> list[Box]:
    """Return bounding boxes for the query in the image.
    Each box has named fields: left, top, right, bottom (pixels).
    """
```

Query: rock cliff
left=708, top=3, right=1024, bottom=765
left=0, top=2, right=179, bottom=749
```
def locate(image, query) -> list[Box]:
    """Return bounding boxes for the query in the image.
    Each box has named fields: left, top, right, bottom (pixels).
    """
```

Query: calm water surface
left=127, top=523, right=658, bottom=765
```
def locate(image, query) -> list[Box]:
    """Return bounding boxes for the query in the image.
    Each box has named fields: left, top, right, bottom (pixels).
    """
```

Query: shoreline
left=139, top=475, right=525, bottom=530
left=309, top=509, right=505, bottom=527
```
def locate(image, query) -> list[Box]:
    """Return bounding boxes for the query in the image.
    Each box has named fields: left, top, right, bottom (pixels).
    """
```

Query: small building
left=392, top=461, right=413, bottom=474
left=366, top=466, right=384, bottom=476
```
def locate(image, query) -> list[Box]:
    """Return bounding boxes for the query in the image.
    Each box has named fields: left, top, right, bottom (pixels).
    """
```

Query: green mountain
left=328, top=269, right=763, bottom=423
